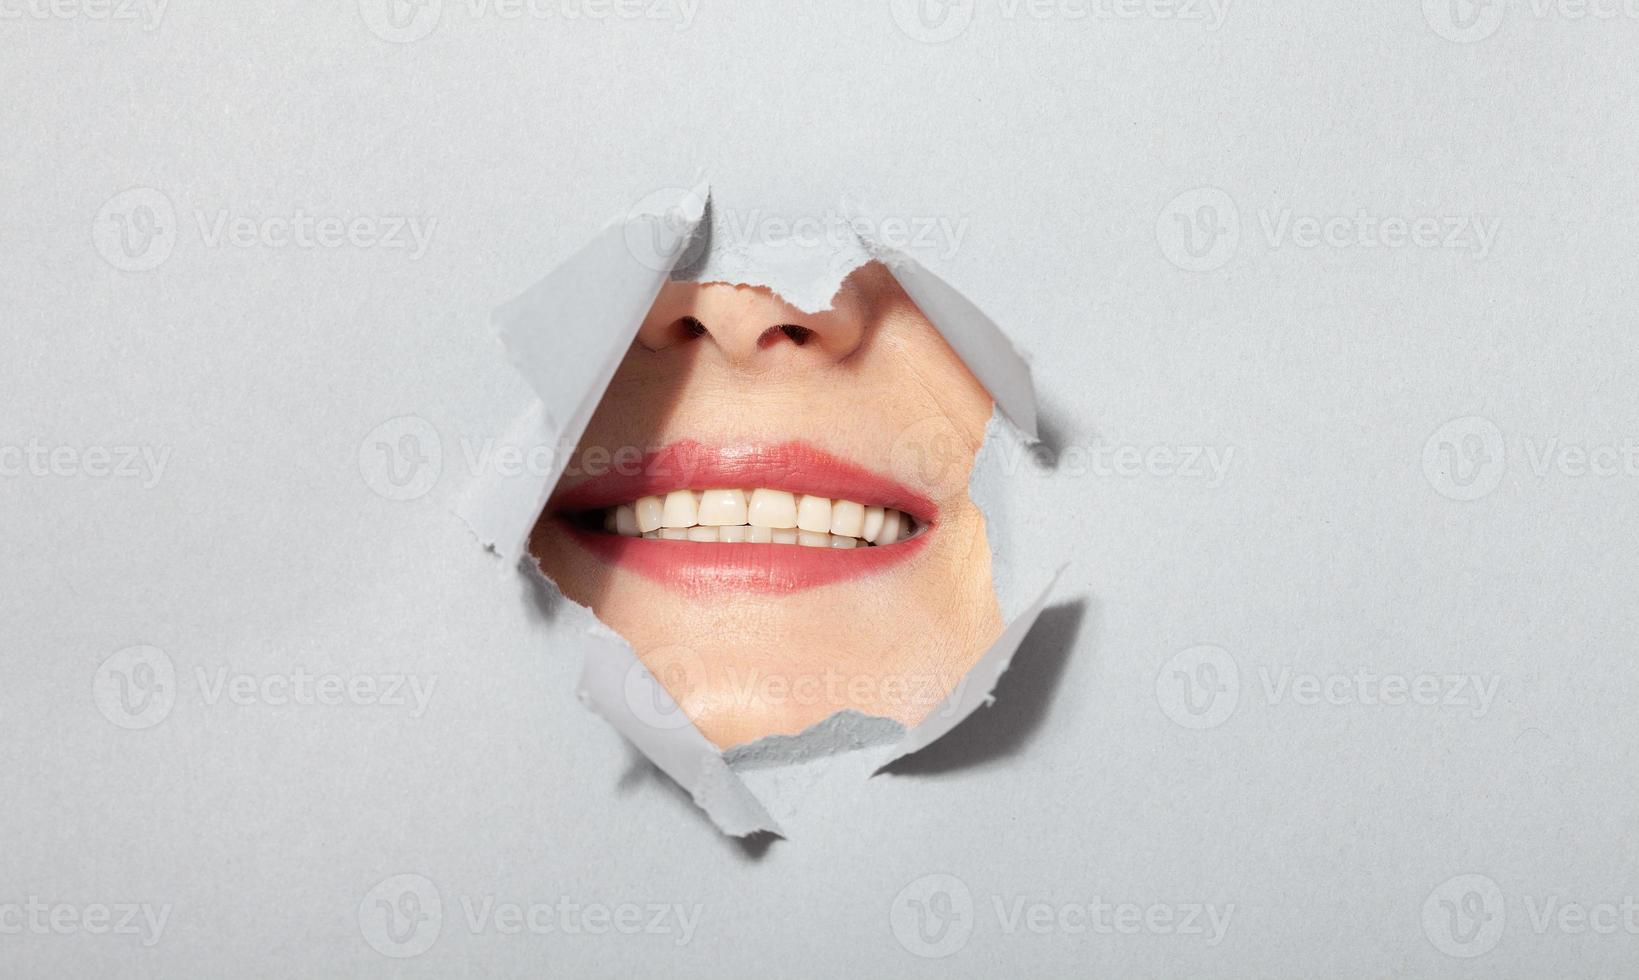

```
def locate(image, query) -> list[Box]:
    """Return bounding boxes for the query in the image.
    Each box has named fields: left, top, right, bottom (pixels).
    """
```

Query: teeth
left=697, top=488, right=748, bottom=526
left=796, top=494, right=833, bottom=533
left=861, top=505, right=885, bottom=542
left=830, top=499, right=864, bottom=537
left=635, top=495, right=664, bottom=533
left=598, top=491, right=918, bottom=547
left=876, top=508, right=902, bottom=545
left=748, top=489, right=798, bottom=528
left=661, top=489, right=699, bottom=528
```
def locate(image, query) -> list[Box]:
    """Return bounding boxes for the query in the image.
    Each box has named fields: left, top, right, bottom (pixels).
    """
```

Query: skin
left=530, top=261, right=1002, bottom=748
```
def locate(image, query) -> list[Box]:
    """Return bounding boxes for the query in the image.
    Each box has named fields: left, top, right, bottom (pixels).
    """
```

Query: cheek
left=576, top=370, right=669, bottom=443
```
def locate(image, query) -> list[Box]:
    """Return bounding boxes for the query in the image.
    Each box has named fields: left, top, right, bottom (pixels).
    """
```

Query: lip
left=548, top=440, right=935, bottom=595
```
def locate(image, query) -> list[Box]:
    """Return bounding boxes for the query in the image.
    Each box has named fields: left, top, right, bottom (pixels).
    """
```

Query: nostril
left=757, top=324, right=814, bottom=348
left=677, top=316, right=708, bottom=340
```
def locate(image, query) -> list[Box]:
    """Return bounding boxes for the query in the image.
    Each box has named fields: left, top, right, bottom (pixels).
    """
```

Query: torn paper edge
left=455, top=182, right=707, bottom=557
left=855, top=245, right=1039, bottom=442
left=573, top=611, right=783, bottom=838
left=877, top=565, right=1067, bottom=767
left=456, top=186, right=1061, bottom=836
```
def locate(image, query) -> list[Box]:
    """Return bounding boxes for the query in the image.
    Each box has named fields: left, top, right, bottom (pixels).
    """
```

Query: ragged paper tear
left=458, top=185, right=1067, bottom=836
left=457, top=184, right=707, bottom=559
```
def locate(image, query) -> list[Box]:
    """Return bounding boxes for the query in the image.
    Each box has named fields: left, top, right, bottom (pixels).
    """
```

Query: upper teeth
left=601, top=489, right=917, bottom=547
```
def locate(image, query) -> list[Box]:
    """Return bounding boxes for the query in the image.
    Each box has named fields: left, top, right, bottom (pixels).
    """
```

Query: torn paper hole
left=458, top=186, right=1062, bottom=836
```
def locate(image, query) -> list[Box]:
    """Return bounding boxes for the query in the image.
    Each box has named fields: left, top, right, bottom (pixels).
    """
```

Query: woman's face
left=530, top=261, right=1002, bottom=748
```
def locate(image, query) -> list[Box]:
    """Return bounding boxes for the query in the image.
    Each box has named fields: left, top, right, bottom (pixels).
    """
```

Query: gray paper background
left=5, top=1, right=1638, bottom=976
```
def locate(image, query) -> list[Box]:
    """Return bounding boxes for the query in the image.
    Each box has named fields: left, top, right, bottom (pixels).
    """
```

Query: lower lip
left=560, top=521, right=930, bottom=595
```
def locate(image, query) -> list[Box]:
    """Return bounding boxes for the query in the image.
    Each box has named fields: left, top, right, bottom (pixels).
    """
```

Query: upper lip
left=548, top=439, right=937, bottom=524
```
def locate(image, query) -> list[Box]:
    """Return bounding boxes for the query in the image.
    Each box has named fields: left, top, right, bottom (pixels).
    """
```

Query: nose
left=636, top=280, right=869, bottom=368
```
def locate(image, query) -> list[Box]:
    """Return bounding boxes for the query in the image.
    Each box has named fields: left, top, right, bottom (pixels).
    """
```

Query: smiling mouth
left=578, top=489, right=921, bottom=549
left=546, top=440, right=936, bottom=594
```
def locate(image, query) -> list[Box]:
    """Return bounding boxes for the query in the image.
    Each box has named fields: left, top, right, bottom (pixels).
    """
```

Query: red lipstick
left=548, top=441, right=935, bottom=595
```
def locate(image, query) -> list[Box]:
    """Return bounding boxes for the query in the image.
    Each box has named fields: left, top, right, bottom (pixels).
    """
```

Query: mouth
left=546, top=440, right=936, bottom=595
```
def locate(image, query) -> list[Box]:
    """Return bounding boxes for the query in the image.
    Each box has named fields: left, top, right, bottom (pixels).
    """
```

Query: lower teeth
left=637, top=526, right=878, bottom=548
